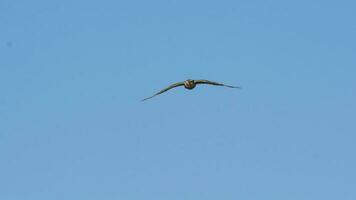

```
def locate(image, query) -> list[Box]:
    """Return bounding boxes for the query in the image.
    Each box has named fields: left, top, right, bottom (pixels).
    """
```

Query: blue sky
left=1, top=0, right=355, bottom=199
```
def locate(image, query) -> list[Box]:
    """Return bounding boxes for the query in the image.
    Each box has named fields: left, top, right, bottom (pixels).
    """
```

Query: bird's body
left=142, top=79, right=240, bottom=101
left=183, top=79, right=196, bottom=89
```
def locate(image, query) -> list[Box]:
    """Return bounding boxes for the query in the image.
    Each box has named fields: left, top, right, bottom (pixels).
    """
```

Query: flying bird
left=142, top=79, right=240, bottom=101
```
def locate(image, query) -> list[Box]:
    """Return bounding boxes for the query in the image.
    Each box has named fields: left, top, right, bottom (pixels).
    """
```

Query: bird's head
left=184, top=79, right=196, bottom=89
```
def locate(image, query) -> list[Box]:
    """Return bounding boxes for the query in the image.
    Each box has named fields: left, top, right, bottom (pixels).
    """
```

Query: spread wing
left=142, top=82, right=185, bottom=101
left=194, top=80, right=240, bottom=88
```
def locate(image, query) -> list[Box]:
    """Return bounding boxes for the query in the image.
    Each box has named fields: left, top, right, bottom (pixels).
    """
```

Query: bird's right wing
left=142, top=82, right=185, bottom=101
left=194, top=80, right=240, bottom=88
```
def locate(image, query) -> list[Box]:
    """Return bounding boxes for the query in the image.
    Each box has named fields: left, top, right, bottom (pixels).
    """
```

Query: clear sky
left=1, top=0, right=355, bottom=199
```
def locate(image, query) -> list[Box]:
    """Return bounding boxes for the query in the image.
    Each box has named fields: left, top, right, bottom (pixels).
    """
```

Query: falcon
left=142, top=79, right=240, bottom=101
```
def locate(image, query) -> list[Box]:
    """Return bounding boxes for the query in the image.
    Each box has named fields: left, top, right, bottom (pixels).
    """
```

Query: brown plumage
left=142, top=79, right=240, bottom=101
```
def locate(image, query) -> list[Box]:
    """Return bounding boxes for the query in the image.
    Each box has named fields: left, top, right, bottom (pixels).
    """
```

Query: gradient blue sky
left=1, top=0, right=356, bottom=199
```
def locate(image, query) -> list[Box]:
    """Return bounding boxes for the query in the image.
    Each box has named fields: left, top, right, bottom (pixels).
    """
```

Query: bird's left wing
left=194, top=80, right=240, bottom=88
left=142, top=82, right=185, bottom=101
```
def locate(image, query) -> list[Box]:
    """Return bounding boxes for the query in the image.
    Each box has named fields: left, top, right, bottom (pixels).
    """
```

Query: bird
left=142, top=79, right=240, bottom=101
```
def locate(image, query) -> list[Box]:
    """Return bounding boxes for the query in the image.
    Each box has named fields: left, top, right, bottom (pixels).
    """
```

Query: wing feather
left=142, top=82, right=184, bottom=101
left=194, top=80, right=240, bottom=88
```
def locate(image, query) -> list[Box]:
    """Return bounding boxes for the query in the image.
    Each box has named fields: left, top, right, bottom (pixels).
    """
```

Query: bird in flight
left=142, top=79, right=240, bottom=101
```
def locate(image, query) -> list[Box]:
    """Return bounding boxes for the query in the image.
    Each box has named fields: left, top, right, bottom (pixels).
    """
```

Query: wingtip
left=141, top=96, right=153, bottom=102
left=225, top=85, right=241, bottom=89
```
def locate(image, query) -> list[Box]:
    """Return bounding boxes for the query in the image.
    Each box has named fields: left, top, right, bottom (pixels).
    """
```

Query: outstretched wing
left=142, top=82, right=185, bottom=101
left=195, top=80, right=240, bottom=88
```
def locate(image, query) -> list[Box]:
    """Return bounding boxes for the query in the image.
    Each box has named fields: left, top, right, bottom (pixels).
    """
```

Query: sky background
left=1, top=0, right=356, bottom=199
